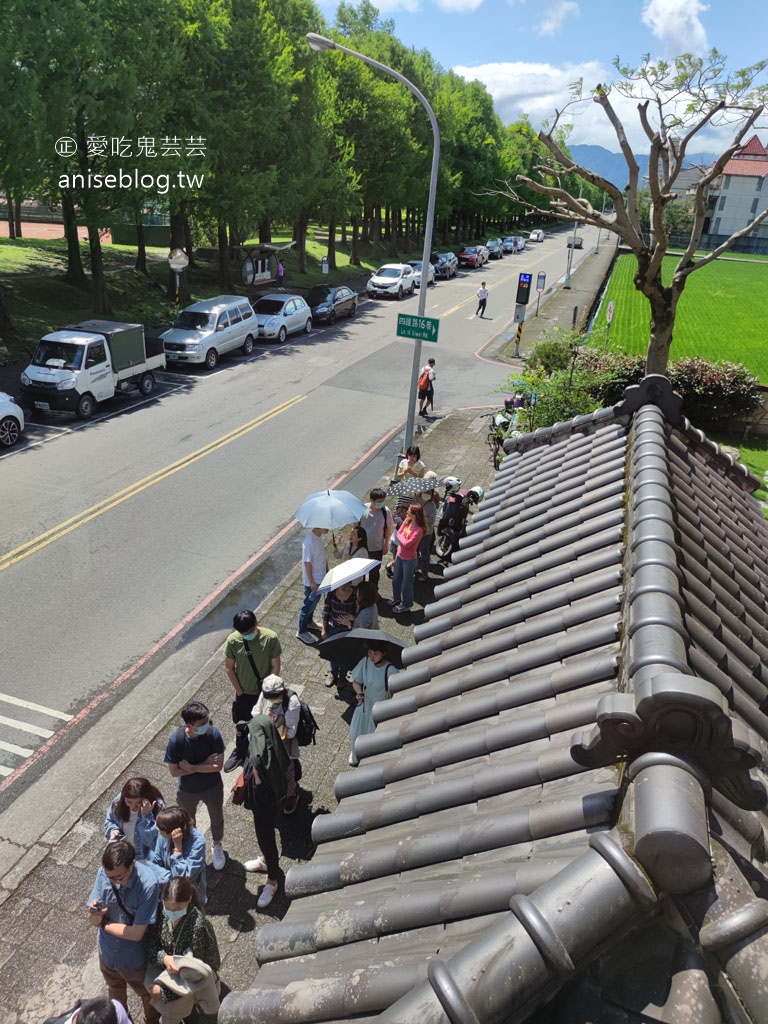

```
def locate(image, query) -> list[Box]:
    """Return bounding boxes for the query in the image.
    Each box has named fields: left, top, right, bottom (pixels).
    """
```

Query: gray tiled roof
left=220, top=377, right=768, bottom=1024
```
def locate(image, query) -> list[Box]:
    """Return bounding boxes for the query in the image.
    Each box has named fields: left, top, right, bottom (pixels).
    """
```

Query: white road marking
left=0, top=714, right=55, bottom=738
left=0, top=739, right=34, bottom=756
left=0, top=692, right=73, bottom=720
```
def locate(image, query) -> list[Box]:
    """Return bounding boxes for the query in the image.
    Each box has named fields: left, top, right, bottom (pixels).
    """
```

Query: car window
left=375, top=267, right=400, bottom=278
left=228, top=307, right=242, bottom=325
left=286, top=299, right=297, bottom=314
left=217, top=312, right=230, bottom=330
left=253, top=299, right=285, bottom=315
left=86, top=342, right=107, bottom=367
left=175, top=311, right=214, bottom=330
left=239, top=304, right=253, bottom=320
left=307, top=286, right=332, bottom=304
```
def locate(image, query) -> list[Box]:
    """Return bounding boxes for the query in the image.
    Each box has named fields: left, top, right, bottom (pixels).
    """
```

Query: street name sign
left=396, top=314, right=439, bottom=343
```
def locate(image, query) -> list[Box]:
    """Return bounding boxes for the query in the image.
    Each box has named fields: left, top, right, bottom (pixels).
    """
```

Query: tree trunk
left=327, top=215, right=337, bottom=271
left=0, top=282, right=14, bottom=341
left=167, top=211, right=190, bottom=303
left=258, top=217, right=271, bottom=245
left=350, top=215, right=360, bottom=266
left=14, top=195, right=21, bottom=237
left=218, top=222, right=231, bottom=290
left=61, top=191, right=86, bottom=285
left=86, top=219, right=112, bottom=316
left=183, top=216, right=196, bottom=268
left=341, top=220, right=347, bottom=245
left=638, top=265, right=679, bottom=375
left=294, top=217, right=308, bottom=274
left=134, top=217, right=148, bottom=275
left=6, top=191, right=15, bottom=239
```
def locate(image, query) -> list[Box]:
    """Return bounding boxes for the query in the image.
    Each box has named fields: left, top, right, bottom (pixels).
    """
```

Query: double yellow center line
left=0, top=394, right=307, bottom=573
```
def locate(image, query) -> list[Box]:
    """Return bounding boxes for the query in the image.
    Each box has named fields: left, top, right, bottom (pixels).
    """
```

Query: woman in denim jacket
left=146, top=806, right=208, bottom=904
left=104, top=777, right=165, bottom=861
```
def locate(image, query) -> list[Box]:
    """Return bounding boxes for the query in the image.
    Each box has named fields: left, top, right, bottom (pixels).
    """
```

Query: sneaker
left=385, top=564, right=394, bottom=579
left=223, top=750, right=243, bottom=773
left=257, top=881, right=278, bottom=909
left=244, top=856, right=267, bottom=872
left=212, top=844, right=227, bottom=871
left=284, top=793, right=298, bottom=815
left=296, top=630, right=318, bottom=645
left=392, top=603, right=411, bottom=614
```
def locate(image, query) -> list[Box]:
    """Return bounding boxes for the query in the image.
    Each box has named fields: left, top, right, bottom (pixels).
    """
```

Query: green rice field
left=592, top=254, right=768, bottom=382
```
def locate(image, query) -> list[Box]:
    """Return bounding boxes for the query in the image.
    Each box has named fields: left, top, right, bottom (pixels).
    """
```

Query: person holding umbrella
left=349, top=644, right=399, bottom=766
left=322, top=582, right=357, bottom=688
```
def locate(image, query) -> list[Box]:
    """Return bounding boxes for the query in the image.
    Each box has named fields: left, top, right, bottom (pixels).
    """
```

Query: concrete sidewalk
left=0, top=239, right=615, bottom=1023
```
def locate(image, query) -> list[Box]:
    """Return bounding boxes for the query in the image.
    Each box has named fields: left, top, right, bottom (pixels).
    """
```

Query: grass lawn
left=593, top=253, right=768, bottom=382
left=0, top=227, right=421, bottom=363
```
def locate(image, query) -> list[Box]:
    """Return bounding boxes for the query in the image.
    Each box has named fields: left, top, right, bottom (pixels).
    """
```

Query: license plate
left=34, top=401, right=50, bottom=410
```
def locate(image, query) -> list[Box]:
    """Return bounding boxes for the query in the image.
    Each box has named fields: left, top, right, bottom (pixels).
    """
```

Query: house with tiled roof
left=220, top=377, right=768, bottom=1024
left=706, top=134, right=768, bottom=244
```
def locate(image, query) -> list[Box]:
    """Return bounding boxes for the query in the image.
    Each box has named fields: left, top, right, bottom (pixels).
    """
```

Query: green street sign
left=396, top=313, right=439, bottom=343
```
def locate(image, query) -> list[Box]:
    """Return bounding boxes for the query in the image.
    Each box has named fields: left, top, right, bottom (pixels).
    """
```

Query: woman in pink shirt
left=389, top=504, right=425, bottom=614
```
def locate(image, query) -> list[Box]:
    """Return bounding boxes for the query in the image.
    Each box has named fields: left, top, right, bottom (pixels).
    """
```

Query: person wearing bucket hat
left=251, top=675, right=302, bottom=816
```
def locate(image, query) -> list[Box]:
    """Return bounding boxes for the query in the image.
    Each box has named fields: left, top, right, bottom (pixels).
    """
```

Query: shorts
left=418, top=388, right=428, bottom=399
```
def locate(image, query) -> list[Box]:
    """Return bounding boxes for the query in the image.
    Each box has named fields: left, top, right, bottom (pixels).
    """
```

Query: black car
left=305, top=284, right=358, bottom=324
left=486, top=239, right=504, bottom=260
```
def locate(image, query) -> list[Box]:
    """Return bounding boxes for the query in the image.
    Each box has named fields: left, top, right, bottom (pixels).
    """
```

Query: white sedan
left=0, top=391, right=25, bottom=448
left=529, top=229, right=545, bottom=242
left=407, top=260, right=436, bottom=288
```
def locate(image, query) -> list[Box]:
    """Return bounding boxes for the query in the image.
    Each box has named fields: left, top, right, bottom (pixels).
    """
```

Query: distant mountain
left=569, top=145, right=718, bottom=187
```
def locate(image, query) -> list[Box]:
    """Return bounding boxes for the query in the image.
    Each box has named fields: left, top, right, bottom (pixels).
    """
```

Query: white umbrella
left=295, top=489, right=367, bottom=530
left=317, top=557, right=381, bottom=594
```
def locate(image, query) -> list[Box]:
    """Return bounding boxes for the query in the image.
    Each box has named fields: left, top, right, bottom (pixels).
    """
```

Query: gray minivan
left=162, top=295, right=256, bottom=369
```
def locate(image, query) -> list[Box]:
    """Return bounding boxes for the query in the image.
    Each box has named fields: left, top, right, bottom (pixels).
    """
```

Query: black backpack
left=283, top=691, right=320, bottom=746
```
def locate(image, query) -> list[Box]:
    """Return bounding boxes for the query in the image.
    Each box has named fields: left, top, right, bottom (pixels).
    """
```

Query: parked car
left=477, top=244, right=490, bottom=263
left=432, top=252, right=458, bottom=279
left=457, top=246, right=484, bottom=268
left=511, top=235, right=526, bottom=252
left=305, top=284, right=357, bottom=324
left=486, top=239, right=504, bottom=260
left=0, top=391, right=24, bottom=448
left=366, top=264, right=416, bottom=300
left=162, top=296, right=255, bottom=368
left=501, top=236, right=517, bottom=254
left=251, top=293, right=312, bottom=342
left=407, top=260, right=436, bottom=288
left=529, top=229, right=545, bottom=243
left=567, top=236, right=584, bottom=249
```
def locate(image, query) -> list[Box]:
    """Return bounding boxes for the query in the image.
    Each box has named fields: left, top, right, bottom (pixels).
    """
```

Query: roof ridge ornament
left=616, top=375, right=684, bottom=425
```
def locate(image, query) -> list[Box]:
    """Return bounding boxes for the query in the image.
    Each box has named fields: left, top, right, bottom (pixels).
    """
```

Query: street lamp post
left=563, top=180, right=584, bottom=290
left=306, top=32, right=440, bottom=450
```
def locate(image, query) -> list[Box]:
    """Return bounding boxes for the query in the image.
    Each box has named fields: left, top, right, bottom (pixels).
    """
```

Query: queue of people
left=78, top=446, right=451, bottom=1023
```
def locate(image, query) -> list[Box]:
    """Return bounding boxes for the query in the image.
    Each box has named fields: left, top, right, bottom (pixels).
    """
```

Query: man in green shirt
left=223, top=609, right=282, bottom=772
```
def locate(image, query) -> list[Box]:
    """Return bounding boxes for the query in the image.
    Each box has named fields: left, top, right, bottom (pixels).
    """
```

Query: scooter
left=433, top=476, right=484, bottom=562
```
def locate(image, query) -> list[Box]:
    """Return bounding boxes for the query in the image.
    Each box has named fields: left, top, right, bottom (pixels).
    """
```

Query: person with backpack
left=223, top=609, right=282, bottom=773
left=240, top=714, right=290, bottom=909
left=359, top=488, right=394, bottom=591
left=163, top=701, right=227, bottom=873
left=348, top=644, right=399, bottom=766
left=250, top=675, right=302, bottom=815
left=418, top=358, right=436, bottom=416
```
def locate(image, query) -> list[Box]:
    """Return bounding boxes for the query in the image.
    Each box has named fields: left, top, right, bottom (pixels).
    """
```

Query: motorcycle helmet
left=441, top=475, right=461, bottom=494
left=467, top=485, right=485, bottom=505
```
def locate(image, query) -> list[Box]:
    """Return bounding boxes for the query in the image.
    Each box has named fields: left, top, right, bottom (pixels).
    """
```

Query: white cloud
left=435, top=0, right=485, bottom=11
left=642, top=0, right=709, bottom=54
left=537, top=0, right=579, bottom=37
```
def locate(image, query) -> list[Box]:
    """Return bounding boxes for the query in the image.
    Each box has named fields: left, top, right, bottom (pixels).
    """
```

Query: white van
left=162, top=296, right=256, bottom=369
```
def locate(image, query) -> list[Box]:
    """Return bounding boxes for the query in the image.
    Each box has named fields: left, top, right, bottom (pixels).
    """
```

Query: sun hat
left=261, top=674, right=286, bottom=699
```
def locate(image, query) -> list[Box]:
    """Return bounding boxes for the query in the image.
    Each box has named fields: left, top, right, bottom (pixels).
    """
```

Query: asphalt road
left=0, top=227, right=597, bottom=789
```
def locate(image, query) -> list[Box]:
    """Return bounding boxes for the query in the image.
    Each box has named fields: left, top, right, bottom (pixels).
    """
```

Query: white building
left=705, top=134, right=768, bottom=247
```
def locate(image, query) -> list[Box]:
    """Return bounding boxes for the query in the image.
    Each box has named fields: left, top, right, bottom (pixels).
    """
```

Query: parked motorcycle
left=433, top=476, right=484, bottom=562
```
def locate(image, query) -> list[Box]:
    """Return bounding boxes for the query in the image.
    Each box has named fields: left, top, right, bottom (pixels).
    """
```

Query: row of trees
left=0, top=0, right=589, bottom=317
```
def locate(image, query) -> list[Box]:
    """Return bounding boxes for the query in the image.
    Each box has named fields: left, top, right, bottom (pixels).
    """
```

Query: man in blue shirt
left=164, top=700, right=227, bottom=871
left=87, top=841, right=161, bottom=1023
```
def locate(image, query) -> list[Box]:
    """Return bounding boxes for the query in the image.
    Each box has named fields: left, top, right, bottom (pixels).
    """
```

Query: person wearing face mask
left=416, top=479, right=438, bottom=580
left=359, top=488, right=394, bottom=591
left=146, top=877, right=220, bottom=1024
left=223, top=609, right=282, bottom=774
left=348, top=645, right=399, bottom=766
left=164, top=701, right=226, bottom=872
left=146, top=807, right=208, bottom=905
left=105, top=778, right=165, bottom=861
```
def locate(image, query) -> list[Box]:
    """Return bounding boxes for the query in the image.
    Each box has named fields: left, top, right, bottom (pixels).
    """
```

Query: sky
left=316, top=0, right=768, bottom=154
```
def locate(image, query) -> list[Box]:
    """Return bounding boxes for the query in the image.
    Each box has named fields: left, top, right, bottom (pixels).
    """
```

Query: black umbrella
left=317, top=628, right=406, bottom=670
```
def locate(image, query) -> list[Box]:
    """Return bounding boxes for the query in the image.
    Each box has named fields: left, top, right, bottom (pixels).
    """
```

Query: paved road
left=0, top=228, right=597, bottom=790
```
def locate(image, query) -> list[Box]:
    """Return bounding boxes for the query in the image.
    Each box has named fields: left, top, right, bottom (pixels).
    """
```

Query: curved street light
left=306, top=32, right=441, bottom=449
